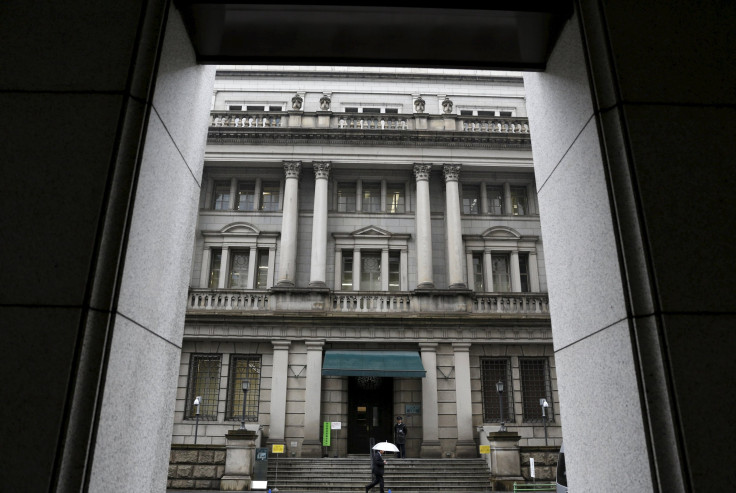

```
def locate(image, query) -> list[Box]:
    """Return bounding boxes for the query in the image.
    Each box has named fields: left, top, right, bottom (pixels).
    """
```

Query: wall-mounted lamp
left=496, top=380, right=506, bottom=432
left=193, top=396, right=201, bottom=444
left=540, top=398, right=549, bottom=446
left=240, top=381, right=250, bottom=430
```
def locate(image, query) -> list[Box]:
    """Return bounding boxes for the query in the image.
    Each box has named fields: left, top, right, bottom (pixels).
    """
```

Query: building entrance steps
left=266, top=457, right=493, bottom=492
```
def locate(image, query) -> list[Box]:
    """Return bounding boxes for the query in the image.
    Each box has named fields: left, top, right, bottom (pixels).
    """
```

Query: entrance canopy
left=322, top=350, right=426, bottom=378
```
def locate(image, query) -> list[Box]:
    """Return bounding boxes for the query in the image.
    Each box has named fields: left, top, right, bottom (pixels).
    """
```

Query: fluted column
left=268, top=340, right=291, bottom=446
left=276, top=161, right=301, bottom=287
left=419, top=343, right=441, bottom=458
left=453, top=343, right=476, bottom=457
left=413, top=164, right=434, bottom=289
left=309, top=162, right=331, bottom=288
left=302, top=341, right=325, bottom=457
left=443, top=164, right=466, bottom=289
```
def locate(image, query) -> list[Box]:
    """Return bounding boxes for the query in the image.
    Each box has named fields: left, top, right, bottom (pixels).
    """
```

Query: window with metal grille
left=480, top=358, right=514, bottom=423
left=185, top=354, right=221, bottom=420
left=520, top=358, right=554, bottom=423
left=226, top=355, right=262, bottom=421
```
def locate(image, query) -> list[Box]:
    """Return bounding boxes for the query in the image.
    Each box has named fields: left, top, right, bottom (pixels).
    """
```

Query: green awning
left=321, top=350, right=426, bottom=378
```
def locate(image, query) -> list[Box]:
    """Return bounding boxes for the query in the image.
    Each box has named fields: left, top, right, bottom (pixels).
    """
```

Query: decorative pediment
left=481, top=226, right=521, bottom=239
left=351, top=225, right=392, bottom=238
left=220, top=222, right=260, bottom=235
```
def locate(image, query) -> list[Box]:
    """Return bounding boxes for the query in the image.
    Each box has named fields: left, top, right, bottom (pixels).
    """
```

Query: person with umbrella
left=367, top=442, right=396, bottom=493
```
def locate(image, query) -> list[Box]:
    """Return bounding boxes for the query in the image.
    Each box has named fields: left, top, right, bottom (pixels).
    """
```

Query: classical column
left=218, top=246, right=229, bottom=289
left=503, top=182, right=512, bottom=215
left=381, top=248, right=389, bottom=291
left=400, top=248, right=408, bottom=291
left=199, top=247, right=211, bottom=288
left=419, top=343, right=441, bottom=458
left=267, top=246, right=276, bottom=288
left=413, top=164, right=434, bottom=289
left=229, top=177, right=238, bottom=210
left=334, top=249, right=343, bottom=289
left=309, top=162, right=331, bottom=288
left=352, top=248, right=361, bottom=291
left=453, top=343, right=476, bottom=457
left=510, top=251, right=521, bottom=292
left=302, top=341, right=325, bottom=457
left=247, top=248, right=258, bottom=289
left=443, top=164, right=467, bottom=289
left=276, top=161, right=301, bottom=287
left=254, top=177, right=262, bottom=211
left=268, top=340, right=291, bottom=447
left=480, top=182, right=489, bottom=214
left=529, top=251, right=540, bottom=292
left=484, top=250, right=494, bottom=292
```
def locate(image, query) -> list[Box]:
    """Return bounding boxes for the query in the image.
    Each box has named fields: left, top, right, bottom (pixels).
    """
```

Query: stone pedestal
left=221, top=430, right=257, bottom=491
left=487, top=431, right=524, bottom=491
left=455, top=439, right=478, bottom=458
left=420, top=440, right=443, bottom=458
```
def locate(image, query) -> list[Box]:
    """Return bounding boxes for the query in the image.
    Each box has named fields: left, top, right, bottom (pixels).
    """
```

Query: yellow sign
left=272, top=444, right=285, bottom=454
left=479, top=445, right=491, bottom=454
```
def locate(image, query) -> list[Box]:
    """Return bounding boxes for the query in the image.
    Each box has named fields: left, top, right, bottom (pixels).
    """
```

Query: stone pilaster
left=302, top=341, right=325, bottom=457
left=419, top=343, right=441, bottom=458
left=309, top=162, right=331, bottom=288
left=413, top=164, right=434, bottom=289
left=267, top=341, right=291, bottom=446
left=276, top=161, right=301, bottom=287
left=453, top=343, right=476, bottom=458
left=443, top=164, right=467, bottom=289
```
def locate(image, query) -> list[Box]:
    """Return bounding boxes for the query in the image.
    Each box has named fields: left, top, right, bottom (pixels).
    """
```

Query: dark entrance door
left=347, top=376, right=394, bottom=454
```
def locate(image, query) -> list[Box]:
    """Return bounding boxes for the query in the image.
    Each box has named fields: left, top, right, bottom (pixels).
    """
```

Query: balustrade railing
left=210, top=111, right=284, bottom=128
left=337, top=115, right=409, bottom=130
left=187, top=289, right=548, bottom=315
left=461, top=117, right=530, bottom=134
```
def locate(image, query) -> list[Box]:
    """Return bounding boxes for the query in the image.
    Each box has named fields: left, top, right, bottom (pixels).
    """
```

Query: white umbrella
left=372, top=441, right=399, bottom=453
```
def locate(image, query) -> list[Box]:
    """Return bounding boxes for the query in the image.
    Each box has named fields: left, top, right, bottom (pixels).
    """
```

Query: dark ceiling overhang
left=173, top=1, right=573, bottom=71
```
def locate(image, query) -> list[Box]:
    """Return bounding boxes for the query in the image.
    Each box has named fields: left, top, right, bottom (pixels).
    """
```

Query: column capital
left=452, top=342, right=472, bottom=352
left=419, top=342, right=438, bottom=352
left=305, top=340, right=325, bottom=350
left=313, top=161, right=331, bottom=179
left=443, top=163, right=462, bottom=182
left=413, top=163, right=433, bottom=181
left=272, top=340, right=292, bottom=351
left=283, top=160, right=302, bottom=179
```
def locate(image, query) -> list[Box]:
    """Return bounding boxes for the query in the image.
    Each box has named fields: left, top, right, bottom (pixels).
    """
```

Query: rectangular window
left=492, top=254, right=511, bottom=292
left=472, top=253, right=484, bottom=292
left=481, top=358, right=514, bottom=423
left=259, top=182, right=280, bottom=211
left=511, top=187, right=528, bottom=216
left=185, top=354, right=221, bottom=420
left=237, top=182, right=255, bottom=211
left=229, top=105, right=242, bottom=111
left=386, top=184, right=405, bottom=213
left=388, top=251, right=400, bottom=291
left=225, top=355, right=262, bottom=421
left=247, top=105, right=265, bottom=111
left=462, top=185, right=480, bottom=214
left=345, top=107, right=359, bottom=113
left=499, top=111, right=513, bottom=117
left=478, top=110, right=496, bottom=117
left=362, top=108, right=381, bottom=114
left=341, top=252, right=353, bottom=290
left=228, top=250, right=250, bottom=289
left=362, top=182, right=381, bottom=212
left=520, top=358, right=554, bottom=423
left=213, top=181, right=231, bottom=210
left=487, top=186, right=504, bottom=215
left=519, top=253, right=530, bottom=293
left=385, top=108, right=399, bottom=114
left=337, top=183, right=356, bottom=212
left=268, top=106, right=282, bottom=111
left=255, top=249, right=269, bottom=289
left=460, top=110, right=474, bottom=116
left=361, top=252, right=381, bottom=291
left=208, top=249, right=222, bottom=288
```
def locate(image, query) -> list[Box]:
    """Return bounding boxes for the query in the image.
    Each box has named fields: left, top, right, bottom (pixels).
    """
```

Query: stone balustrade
left=207, top=110, right=529, bottom=134
left=187, top=289, right=548, bottom=315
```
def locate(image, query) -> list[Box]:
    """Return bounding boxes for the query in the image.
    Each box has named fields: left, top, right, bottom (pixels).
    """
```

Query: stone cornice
left=208, top=127, right=531, bottom=151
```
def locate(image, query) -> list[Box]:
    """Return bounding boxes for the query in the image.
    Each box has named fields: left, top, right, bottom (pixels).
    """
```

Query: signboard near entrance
left=322, top=422, right=331, bottom=446
left=405, top=404, right=420, bottom=415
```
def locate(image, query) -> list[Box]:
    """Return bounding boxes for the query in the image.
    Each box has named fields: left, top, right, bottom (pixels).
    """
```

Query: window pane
left=362, top=183, right=381, bottom=212
left=337, top=183, right=356, bottom=212
left=342, top=252, right=353, bottom=290
left=386, top=184, right=405, bottom=213
left=237, top=182, right=255, bottom=211
left=255, top=249, right=269, bottom=289
left=185, top=355, right=221, bottom=420
left=473, top=254, right=484, bottom=291
left=228, top=250, right=250, bottom=289
left=511, top=186, right=528, bottom=216
left=492, top=254, right=510, bottom=292
left=462, top=185, right=480, bottom=214
left=209, top=249, right=222, bottom=288
left=361, top=252, right=381, bottom=291
left=260, top=182, right=280, bottom=211
left=481, top=358, right=513, bottom=423
left=389, top=251, right=400, bottom=291
left=213, top=181, right=231, bottom=210
left=520, top=358, right=553, bottom=423
left=519, top=253, right=530, bottom=292
left=487, top=186, right=504, bottom=215
left=226, top=355, right=262, bottom=421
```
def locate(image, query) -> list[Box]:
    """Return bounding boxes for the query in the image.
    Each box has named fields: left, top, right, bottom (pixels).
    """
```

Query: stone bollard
left=220, top=429, right=258, bottom=491
left=487, top=431, right=524, bottom=491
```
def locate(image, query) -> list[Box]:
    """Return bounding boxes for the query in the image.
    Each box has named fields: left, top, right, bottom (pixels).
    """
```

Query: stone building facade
left=170, top=66, right=561, bottom=460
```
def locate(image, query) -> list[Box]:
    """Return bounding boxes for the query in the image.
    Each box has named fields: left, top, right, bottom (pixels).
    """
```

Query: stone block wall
left=520, top=447, right=559, bottom=481
left=168, top=444, right=226, bottom=490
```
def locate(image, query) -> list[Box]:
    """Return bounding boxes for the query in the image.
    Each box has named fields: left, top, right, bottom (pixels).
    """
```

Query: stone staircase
left=266, top=457, right=493, bottom=492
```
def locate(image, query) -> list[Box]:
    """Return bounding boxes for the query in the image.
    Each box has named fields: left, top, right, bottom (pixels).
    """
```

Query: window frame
left=480, top=357, right=514, bottom=423
left=519, top=358, right=554, bottom=423
left=225, top=354, right=262, bottom=422
left=185, top=354, right=222, bottom=421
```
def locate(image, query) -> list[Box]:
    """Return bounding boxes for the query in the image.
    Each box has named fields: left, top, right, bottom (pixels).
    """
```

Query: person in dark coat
left=366, top=449, right=386, bottom=493
left=394, top=415, right=407, bottom=458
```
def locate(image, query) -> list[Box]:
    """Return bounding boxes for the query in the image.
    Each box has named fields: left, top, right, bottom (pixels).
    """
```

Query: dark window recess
left=478, top=110, right=496, bottom=116
left=345, top=107, right=359, bottom=113
left=499, top=111, right=513, bottom=117
left=247, top=105, right=265, bottom=111
left=229, top=105, right=242, bottom=111
left=362, top=108, right=381, bottom=113
left=460, top=110, right=474, bottom=115
left=385, top=108, right=399, bottom=114
left=268, top=106, right=282, bottom=111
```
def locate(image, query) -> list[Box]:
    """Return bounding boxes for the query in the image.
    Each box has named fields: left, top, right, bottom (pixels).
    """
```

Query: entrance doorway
left=347, top=376, right=394, bottom=454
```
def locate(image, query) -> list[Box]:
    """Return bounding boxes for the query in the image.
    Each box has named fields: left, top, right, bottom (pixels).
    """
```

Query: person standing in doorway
left=366, top=449, right=386, bottom=493
left=394, top=416, right=407, bottom=458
